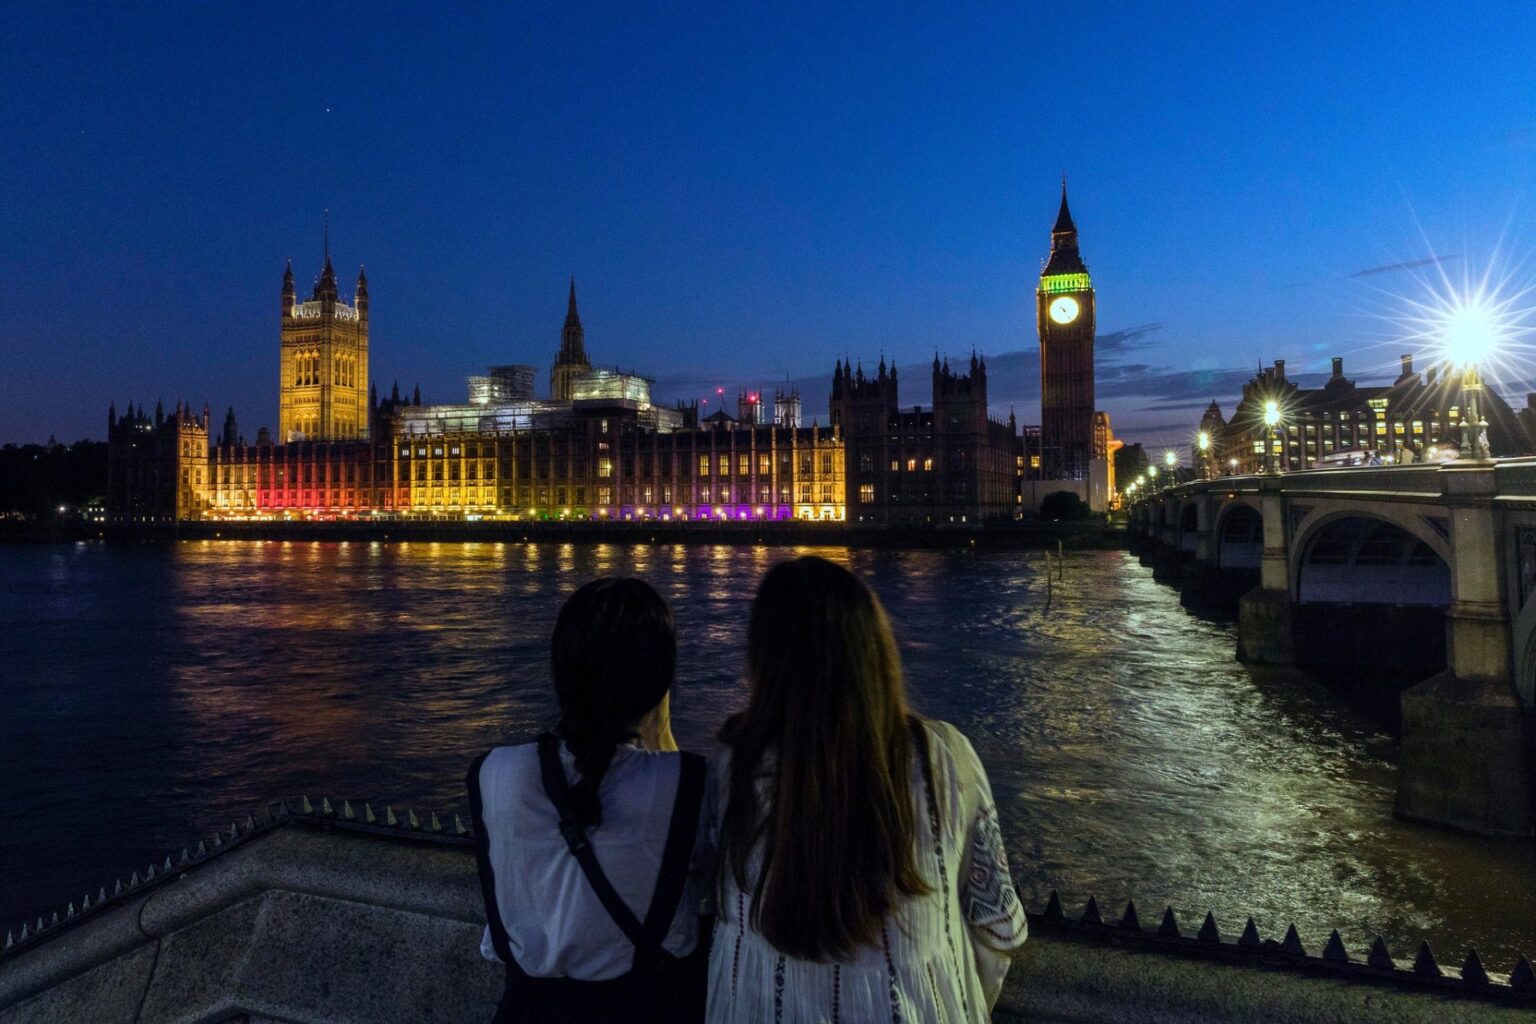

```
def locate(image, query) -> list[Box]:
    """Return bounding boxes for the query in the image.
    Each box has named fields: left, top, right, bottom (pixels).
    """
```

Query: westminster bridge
left=1127, top=459, right=1536, bottom=837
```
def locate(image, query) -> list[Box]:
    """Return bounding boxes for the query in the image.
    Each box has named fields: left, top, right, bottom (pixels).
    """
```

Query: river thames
left=2, top=540, right=1533, bottom=965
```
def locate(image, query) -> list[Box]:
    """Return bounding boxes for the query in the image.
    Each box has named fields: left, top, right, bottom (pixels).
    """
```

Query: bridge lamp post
left=1440, top=304, right=1497, bottom=461
left=1197, top=431, right=1211, bottom=479
left=1164, top=450, right=1177, bottom=488
left=1263, top=400, right=1283, bottom=474
left=1148, top=464, right=1159, bottom=492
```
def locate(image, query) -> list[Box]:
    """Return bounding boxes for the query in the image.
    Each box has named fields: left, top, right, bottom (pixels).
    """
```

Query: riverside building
left=1196, top=355, right=1536, bottom=476
left=830, top=353, right=1023, bottom=524
left=107, top=260, right=845, bottom=524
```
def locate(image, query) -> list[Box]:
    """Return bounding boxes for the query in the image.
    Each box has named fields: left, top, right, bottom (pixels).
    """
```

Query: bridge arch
left=1178, top=500, right=1198, bottom=553
left=1291, top=507, right=1452, bottom=604
left=1290, top=510, right=1452, bottom=684
left=1214, top=500, right=1262, bottom=568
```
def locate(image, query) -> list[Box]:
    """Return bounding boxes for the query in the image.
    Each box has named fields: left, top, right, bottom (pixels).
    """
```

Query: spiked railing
left=1034, top=890, right=1536, bottom=1003
left=0, top=797, right=471, bottom=962
left=4, top=802, right=1533, bottom=1006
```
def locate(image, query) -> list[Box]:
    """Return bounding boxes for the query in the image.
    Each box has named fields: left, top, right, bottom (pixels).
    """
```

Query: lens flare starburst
left=1379, top=248, right=1536, bottom=382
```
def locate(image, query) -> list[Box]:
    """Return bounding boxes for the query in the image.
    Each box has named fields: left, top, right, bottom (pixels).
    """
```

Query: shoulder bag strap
left=638, top=751, right=707, bottom=951
left=535, top=733, right=651, bottom=952
left=466, top=749, right=516, bottom=965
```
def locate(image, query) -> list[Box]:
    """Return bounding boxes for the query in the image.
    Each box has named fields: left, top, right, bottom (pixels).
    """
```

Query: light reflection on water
left=1, top=541, right=1533, bottom=965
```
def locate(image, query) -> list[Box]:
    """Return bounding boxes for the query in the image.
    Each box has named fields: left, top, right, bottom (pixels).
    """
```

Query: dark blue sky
left=4, top=3, right=1535, bottom=448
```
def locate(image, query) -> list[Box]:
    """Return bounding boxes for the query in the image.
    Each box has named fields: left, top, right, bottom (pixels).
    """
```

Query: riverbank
left=1, top=517, right=1126, bottom=549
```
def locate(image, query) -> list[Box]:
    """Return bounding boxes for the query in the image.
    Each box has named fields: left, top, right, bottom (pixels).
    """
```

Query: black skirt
left=492, top=925, right=710, bottom=1024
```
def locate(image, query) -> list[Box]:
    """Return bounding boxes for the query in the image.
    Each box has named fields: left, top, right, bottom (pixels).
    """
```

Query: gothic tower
left=1037, top=181, right=1096, bottom=478
left=551, top=278, right=590, bottom=401
left=279, top=226, right=370, bottom=441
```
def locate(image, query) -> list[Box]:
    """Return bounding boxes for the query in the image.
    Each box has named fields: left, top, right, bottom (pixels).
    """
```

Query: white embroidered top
left=475, top=741, right=712, bottom=979
left=706, top=718, right=1028, bottom=1023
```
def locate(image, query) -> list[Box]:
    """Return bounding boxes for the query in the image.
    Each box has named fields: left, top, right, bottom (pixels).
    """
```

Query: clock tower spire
left=1036, top=180, right=1096, bottom=479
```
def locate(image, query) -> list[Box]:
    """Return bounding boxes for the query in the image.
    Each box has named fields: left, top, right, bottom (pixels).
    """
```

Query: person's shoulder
left=915, top=716, right=988, bottom=789
left=471, top=741, right=539, bottom=792
left=916, top=716, right=980, bottom=763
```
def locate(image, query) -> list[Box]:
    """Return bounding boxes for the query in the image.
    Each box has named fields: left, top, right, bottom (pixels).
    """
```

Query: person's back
left=708, top=557, right=1027, bottom=1023
left=469, top=578, right=709, bottom=1024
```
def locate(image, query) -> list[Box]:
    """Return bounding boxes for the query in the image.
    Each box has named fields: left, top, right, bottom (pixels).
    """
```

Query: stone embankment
left=3, top=517, right=1127, bottom=550
left=3, top=801, right=1532, bottom=1023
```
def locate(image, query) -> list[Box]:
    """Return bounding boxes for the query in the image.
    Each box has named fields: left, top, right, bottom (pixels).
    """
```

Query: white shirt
left=706, top=718, right=1028, bottom=1023
left=475, top=740, right=712, bottom=980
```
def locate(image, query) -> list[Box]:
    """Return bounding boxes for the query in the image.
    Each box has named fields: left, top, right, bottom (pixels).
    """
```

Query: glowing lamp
left=1197, top=431, right=1210, bottom=452
left=1263, top=400, right=1280, bottom=428
left=1164, top=451, right=1176, bottom=467
left=1440, top=300, right=1500, bottom=370
left=1149, top=465, right=1158, bottom=478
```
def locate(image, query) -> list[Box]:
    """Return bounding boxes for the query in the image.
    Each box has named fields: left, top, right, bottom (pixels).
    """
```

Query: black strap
left=467, top=749, right=516, bottom=966
left=536, top=734, right=706, bottom=970
left=641, top=748, right=707, bottom=953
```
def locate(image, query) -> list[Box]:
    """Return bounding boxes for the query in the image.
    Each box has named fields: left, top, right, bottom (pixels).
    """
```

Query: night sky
left=4, top=3, right=1535, bottom=449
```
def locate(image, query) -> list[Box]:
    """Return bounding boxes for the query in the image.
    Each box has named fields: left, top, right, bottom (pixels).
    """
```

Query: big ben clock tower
left=1037, top=181, right=1096, bottom=478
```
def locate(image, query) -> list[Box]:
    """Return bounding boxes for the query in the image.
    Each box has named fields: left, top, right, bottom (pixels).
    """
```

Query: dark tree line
left=0, top=440, right=109, bottom=518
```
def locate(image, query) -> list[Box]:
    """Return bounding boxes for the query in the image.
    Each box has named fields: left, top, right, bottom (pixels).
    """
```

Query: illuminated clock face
left=1049, top=296, right=1081, bottom=324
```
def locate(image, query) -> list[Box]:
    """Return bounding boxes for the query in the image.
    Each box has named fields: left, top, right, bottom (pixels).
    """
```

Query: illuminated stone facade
left=279, top=250, right=369, bottom=442
left=106, top=401, right=212, bottom=523
left=1037, top=184, right=1097, bottom=479
left=109, top=275, right=845, bottom=524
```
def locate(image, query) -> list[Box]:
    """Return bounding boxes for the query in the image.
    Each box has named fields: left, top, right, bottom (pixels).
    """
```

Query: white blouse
left=475, top=740, right=712, bottom=979
left=706, top=718, right=1028, bottom=1024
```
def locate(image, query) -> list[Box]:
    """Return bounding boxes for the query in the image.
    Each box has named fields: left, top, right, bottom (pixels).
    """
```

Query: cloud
left=1095, top=322, right=1165, bottom=355
left=1349, top=254, right=1457, bottom=278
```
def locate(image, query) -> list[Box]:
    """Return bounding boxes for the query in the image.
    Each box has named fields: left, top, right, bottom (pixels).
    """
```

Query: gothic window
left=859, top=453, right=873, bottom=472
left=699, top=455, right=710, bottom=477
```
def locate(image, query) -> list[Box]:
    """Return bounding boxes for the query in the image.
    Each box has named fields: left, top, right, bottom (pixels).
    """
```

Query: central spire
left=314, top=212, right=338, bottom=300
left=1052, top=176, right=1077, bottom=236
left=1043, top=179, right=1087, bottom=276
left=556, top=277, right=588, bottom=368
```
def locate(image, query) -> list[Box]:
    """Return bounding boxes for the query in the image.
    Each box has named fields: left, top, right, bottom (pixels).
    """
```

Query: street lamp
left=1440, top=301, right=1498, bottom=460
left=1163, top=450, right=1177, bottom=488
left=1197, top=431, right=1211, bottom=479
left=1263, top=400, right=1282, bottom=474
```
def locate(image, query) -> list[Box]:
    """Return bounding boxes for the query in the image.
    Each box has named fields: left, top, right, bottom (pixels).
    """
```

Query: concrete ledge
left=3, top=817, right=1533, bottom=1023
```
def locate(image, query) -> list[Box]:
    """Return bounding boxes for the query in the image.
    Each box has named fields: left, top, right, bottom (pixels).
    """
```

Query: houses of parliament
left=107, top=190, right=1111, bottom=526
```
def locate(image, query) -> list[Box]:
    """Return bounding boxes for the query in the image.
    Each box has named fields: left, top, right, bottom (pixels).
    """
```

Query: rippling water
left=2, top=540, right=1533, bottom=966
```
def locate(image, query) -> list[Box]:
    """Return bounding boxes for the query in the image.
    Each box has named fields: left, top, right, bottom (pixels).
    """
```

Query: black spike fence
left=3, top=798, right=1533, bottom=1006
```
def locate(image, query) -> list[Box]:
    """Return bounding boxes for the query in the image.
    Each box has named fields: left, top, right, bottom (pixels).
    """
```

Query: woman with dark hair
left=468, top=578, right=710, bottom=1024
left=709, top=556, right=1027, bottom=1023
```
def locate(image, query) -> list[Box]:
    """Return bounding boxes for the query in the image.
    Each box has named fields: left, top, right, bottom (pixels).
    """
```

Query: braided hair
left=551, top=577, right=676, bottom=828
